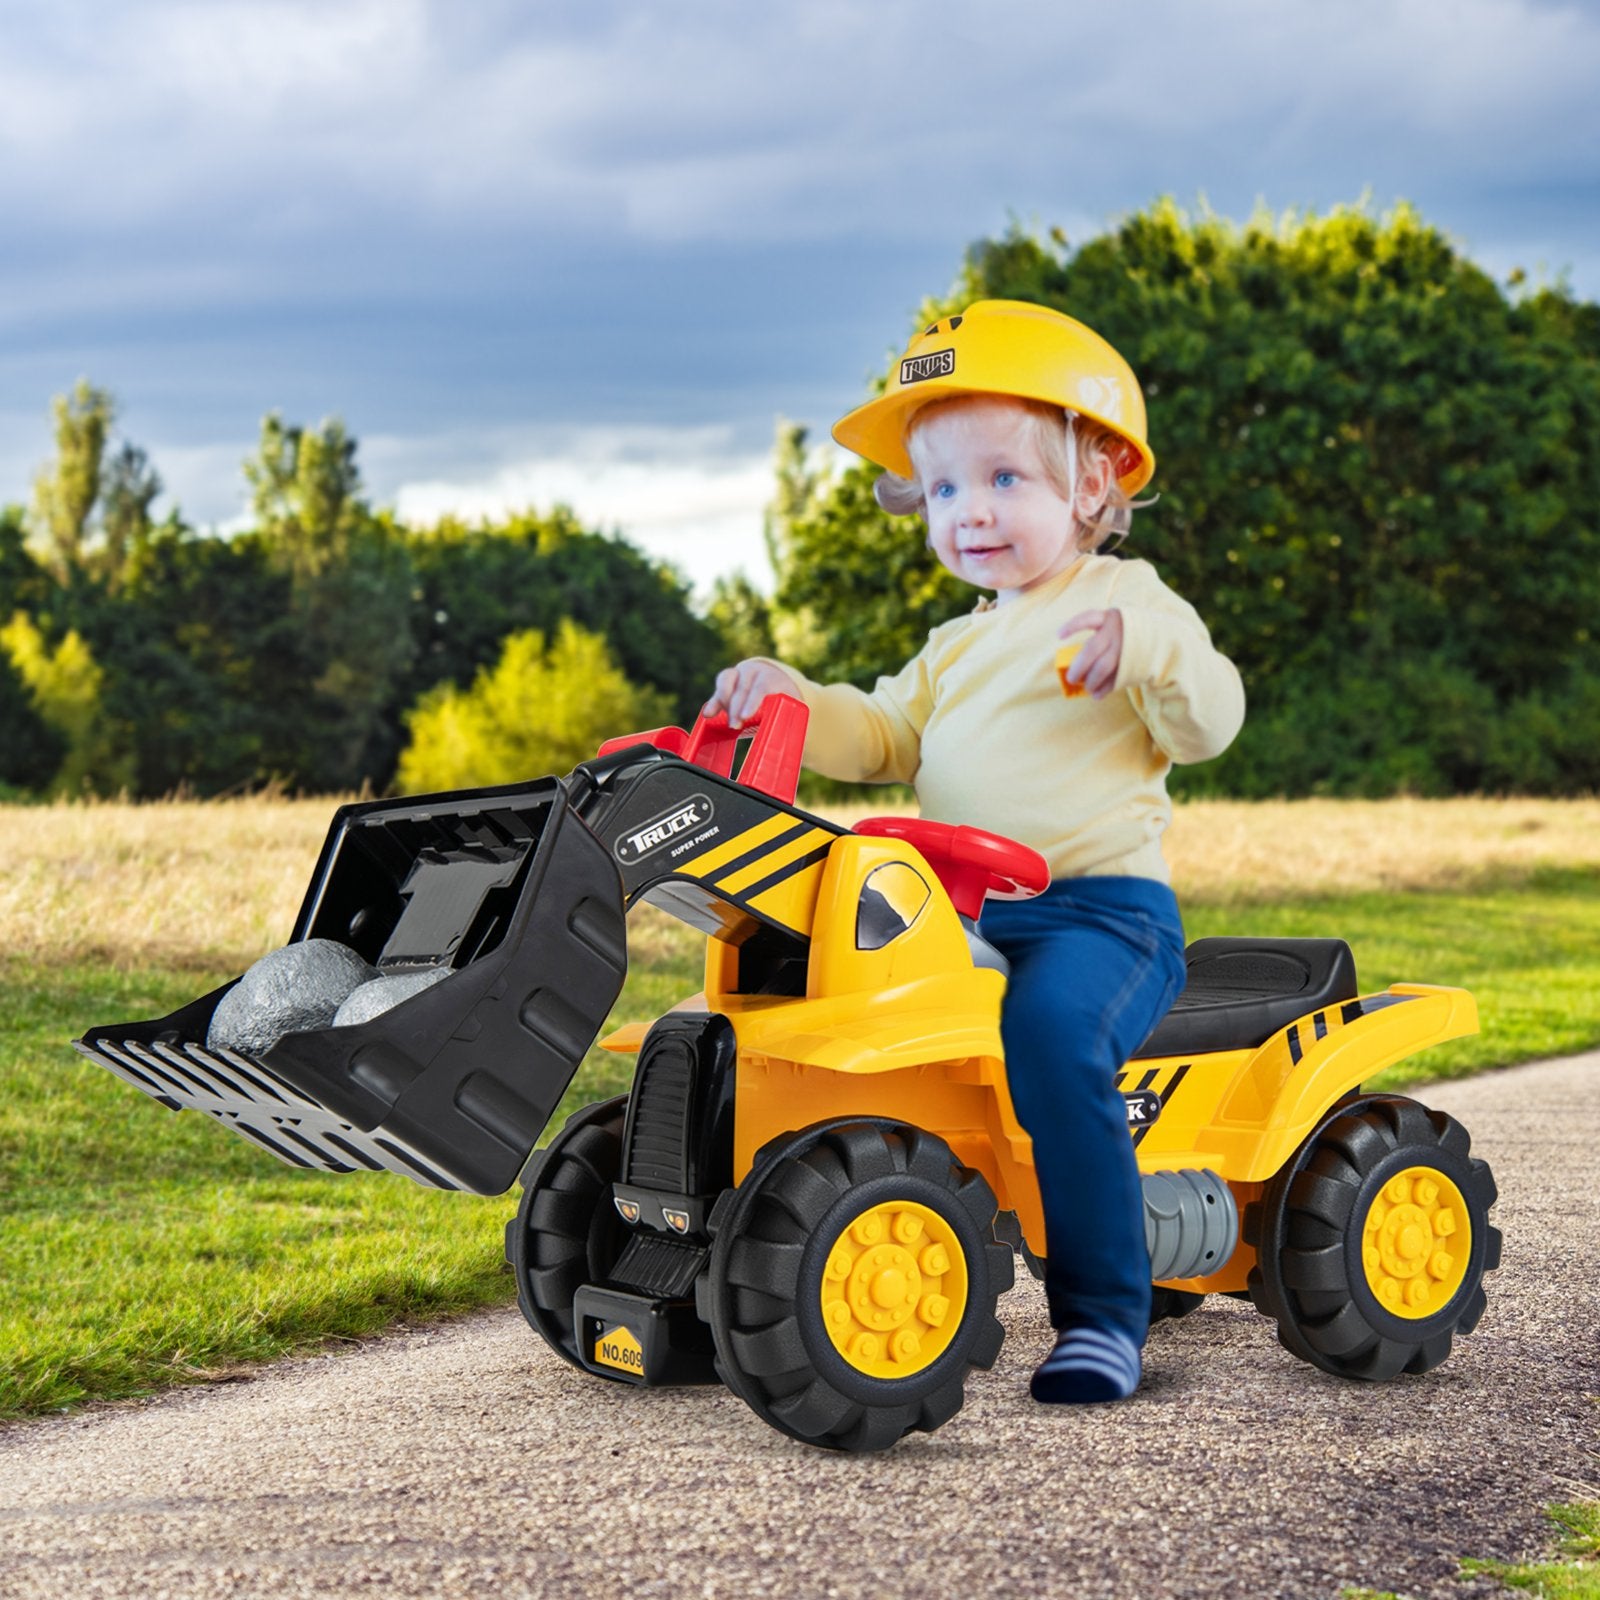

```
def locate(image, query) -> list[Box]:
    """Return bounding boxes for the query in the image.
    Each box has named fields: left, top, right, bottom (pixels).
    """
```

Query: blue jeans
left=980, top=876, right=1187, bottom=1345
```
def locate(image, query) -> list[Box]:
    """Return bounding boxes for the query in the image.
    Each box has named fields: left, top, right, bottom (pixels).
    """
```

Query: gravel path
left=2, top=1054, right=1595, bottom=1600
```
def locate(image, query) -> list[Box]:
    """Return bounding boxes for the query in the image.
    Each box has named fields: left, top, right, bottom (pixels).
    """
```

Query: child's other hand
left=1058, top=610, right=1124, bottom=700
left=702, top=659, right=800, bottom=730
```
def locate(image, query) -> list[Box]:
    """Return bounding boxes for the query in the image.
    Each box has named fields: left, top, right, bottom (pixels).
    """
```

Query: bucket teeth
left=72, top=1033, right=461, bottom=1188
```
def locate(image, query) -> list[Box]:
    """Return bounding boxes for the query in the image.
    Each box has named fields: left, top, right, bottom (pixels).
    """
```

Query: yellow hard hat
left=831, top=298, right=1155, bottom=493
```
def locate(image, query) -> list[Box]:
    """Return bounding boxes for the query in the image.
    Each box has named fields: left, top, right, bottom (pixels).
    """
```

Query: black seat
left=1132, top=937, right=1358, bottom=1059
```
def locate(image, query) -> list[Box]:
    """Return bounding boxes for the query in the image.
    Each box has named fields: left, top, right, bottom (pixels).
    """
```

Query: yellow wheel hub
left=820, top=1199, right=969, bottom=1378
left=1360, top=1165, right=1472, bottom=1319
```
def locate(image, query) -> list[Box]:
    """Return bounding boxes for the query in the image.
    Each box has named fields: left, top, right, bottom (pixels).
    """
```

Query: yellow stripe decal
left=748, top=857, right=829, bottom=923
left=688, top=812, right=801, bottom=878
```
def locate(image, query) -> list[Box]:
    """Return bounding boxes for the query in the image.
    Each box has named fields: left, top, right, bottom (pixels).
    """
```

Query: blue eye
left=932, top=481, right=956, bottom=500
left=995, top=470, right=1017, bottom=489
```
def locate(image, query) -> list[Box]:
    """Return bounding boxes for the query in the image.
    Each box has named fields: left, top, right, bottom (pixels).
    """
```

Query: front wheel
left=703, top=1120, right=1014, bottom=1452
left=505, top=1096, right=631, bottom=1378
left=1246, top=1095, right=1501, bottom=1381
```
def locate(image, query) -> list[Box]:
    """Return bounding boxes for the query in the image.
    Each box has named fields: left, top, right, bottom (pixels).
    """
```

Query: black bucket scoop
left=74, top=779, right=628, bottom=1194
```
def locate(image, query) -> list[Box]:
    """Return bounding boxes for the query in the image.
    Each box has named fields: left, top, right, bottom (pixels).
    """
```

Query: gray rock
left=332, top=966, right=452, bottom=1028
left=207, top=939, right=377, bottom=1055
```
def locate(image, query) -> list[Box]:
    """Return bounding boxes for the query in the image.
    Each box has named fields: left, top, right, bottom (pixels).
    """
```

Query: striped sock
left=1030, top=1324, right=1142, bottom=1404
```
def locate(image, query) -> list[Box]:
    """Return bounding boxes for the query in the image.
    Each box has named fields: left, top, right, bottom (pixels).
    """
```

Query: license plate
left=591, top=1322, right=646, bottom=1375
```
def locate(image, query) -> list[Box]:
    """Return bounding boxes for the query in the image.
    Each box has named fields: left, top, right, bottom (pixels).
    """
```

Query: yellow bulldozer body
left=602, top=827, right=1479, bottom=1297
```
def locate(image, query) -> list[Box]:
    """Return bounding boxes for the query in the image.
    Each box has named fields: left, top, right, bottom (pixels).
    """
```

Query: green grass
left=3, top=871, right=1597, bottom=1421
left=0, top=940, right=699, bottom=1419
left=1346, top=1498, right=1600, bottom=1600
left=1463, top=1502, right=1600, bottom=1598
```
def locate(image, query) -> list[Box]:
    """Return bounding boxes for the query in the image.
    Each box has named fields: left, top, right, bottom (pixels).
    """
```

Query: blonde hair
left=873, top=394, right=1143, bottom=554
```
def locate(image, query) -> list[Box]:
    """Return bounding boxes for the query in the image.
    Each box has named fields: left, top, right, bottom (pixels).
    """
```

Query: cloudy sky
left=2, top=0, right=1597, bottom=594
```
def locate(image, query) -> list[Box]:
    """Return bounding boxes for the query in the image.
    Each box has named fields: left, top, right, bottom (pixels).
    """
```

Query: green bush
left=396, top=620, right=673, bottom=792
left=404, top=510, right=727, bottom=731
left=0, top=649, right=61, bottom=792
left=0, top=611, right=131, bottom=796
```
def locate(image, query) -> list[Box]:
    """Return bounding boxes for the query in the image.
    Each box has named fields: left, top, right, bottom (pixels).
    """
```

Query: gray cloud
left=1, top=0, right=1595, bottom=582
left=3, top=0, right=1596, bottom=247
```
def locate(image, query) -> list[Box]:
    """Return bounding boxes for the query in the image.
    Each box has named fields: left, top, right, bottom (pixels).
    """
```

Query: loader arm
left=566, top=699, right=842, bottom=983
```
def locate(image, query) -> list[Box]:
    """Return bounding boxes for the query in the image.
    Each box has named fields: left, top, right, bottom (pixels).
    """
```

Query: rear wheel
left=704, top=1120, right=1014, bottom=1452
left=505, top=1096, right=631, bottom=1378
left=1246, top=1095, right=1501, bottom=1381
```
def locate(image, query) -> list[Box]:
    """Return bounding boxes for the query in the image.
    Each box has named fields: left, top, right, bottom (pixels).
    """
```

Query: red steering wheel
left=853, top=817, right=1049, bottom=920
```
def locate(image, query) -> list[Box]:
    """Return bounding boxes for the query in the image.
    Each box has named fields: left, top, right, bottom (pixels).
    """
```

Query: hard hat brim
left=832, top=383, right=1156, bottom=496
left=829, top=299, right=1156, bottom=495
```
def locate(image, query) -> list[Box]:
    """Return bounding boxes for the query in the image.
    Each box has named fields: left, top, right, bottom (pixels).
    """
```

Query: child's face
left=908, top=396, right=1081, bottom=603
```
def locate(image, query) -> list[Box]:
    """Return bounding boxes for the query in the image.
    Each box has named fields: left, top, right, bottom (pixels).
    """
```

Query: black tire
left=1245, top=1095, right=1502, bottom=1381
left=1149, top=1287, right=1206, bottom=1323
left=505, top=1095, right=631, bottom=1379
left=703, top=1119, right=1015, bottom=1453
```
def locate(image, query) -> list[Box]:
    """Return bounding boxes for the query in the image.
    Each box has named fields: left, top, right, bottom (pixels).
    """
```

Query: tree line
left=0, top=393, right=733, bottom=798
left=5, top=198, right=1597, bottom=801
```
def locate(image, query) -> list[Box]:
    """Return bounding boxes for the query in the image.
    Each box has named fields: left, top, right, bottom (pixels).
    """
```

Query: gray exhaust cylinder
left=1143, top=1168, right=1239, bottom=1282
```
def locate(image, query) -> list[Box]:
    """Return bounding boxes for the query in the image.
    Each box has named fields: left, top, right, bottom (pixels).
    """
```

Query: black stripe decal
left=1314, top=1011, right=1328, bottom=1041
left=1132, top=1062, right=1190, bottom=1149
left=1135, top=1067, right=1160, bottom=1092
left=1288, top=1025, right=1303, bottom=1064
left=705, top=820, right=811, bottom=886
left=1342, top=1000, right=1363, bottom=1025
left=736, top=844, right=835, bottom=904
left=1358, top=994, right=1417, bottom=1015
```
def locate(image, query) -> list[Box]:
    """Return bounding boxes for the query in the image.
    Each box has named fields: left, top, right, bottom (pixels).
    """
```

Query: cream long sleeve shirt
left=769, top=554, right=1246, bottom=884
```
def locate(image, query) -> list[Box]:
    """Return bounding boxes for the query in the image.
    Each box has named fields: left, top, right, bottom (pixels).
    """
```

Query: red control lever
left=596, top=693, right=809, bottom=805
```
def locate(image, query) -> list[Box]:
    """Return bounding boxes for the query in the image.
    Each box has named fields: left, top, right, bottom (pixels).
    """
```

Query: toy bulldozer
left=75, top=695, right=1501, bottom=1453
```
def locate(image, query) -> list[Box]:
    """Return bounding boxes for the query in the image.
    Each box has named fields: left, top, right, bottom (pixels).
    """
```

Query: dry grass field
left=5, top=793, right=1600, bottom=970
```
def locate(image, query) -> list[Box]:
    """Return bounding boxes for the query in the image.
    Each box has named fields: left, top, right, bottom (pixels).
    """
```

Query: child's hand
left=1058, top=610, right=1124, bottom=700
left=702, top=659, right=800, bottom=730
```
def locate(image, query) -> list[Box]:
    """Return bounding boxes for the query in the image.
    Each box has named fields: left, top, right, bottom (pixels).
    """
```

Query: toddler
left=703, top=299, right=1245, bottom=1403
